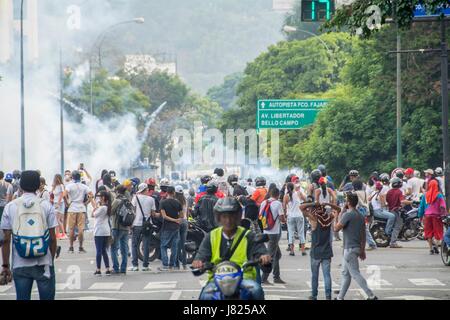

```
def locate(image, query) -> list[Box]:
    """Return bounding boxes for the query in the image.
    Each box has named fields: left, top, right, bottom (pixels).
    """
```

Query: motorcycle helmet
left=214, top=168, right=225, bottom=177
left=255, top=176, right=266, bottom=187
left=160, top=178, right=170, bottom=186
left=349, top=170, right=359, bottom=177
left=435, top=167, right=443, bottom=176
left=395, top=171, right=404, bottom=179
left=318, top=164, right=327, bottom=176
left=5, top=173, right=13, bottom=183
left=370, top=171, right=379, bottom=181
left=146, top=178, right=156, bottom=186
left=12, top=170, right=21, bottom=180
left=380, top=173, right=390, bottom=183
left=285, top=173, right=296, bottom=183
left=227, top=174, right=239, bottom=185
left=310, top=169, right=322, bottom=183
left=200, top=175, right=212, bottom=185
left=130, top=177, right=140, bottom=186
left=214, top=197, right=242, bottom=216
left=390, top=177, right=403, bottom=188
left=206, top=181, right=218, bottom=194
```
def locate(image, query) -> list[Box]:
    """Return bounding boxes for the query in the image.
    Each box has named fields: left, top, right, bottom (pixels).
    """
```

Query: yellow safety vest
left=209, top=226, right=257, bottom=281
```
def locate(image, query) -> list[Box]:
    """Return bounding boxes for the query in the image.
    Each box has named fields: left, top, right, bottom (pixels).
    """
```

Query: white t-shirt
left=286, top=191, right=303, bottom=218
left=93, top=205, right=111, bottom=237
left=37, top=189, right=50, bottom=202
left=407, top=177, right=423, bottom=200
left=437, top=176, right=445, bottom=194
left=66, top=182, right=91, bottom=213
left=370, top=190, right=383, bottom=211
left=1, top=193, right=58, bottom=270
left=132, top=194, right=156, bottom=227
left=52, top=184, right=64, bottom=204
left=260, top=199, right=284, bottom=235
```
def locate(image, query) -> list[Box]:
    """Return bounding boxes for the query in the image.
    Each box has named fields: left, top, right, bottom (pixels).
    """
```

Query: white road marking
left=262, top=283, right=286, bottom=289
left=408, top=278, right=445, bottom=286
left=306, top=281, right=339, bottom=288
left=169, top=290, right=182, bottom=300
left=367, top=279, right=393, bottom=287
left=0, top=285, right=12, bottom=293
left=88, top=282, right=123, bottom=290
left=144, top=281, right=177, bottom=290
left=385, top=295, right=442, bottom=300
left=265, top=294, right=298, bottom=300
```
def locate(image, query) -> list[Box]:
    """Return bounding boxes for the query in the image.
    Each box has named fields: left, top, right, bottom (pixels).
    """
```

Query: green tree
left=207, top=72, right=243, bottom=110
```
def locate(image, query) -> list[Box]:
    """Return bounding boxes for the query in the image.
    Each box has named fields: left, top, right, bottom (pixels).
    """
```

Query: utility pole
left=440, top=19, right=450, bottom=209
left=395, top=0, right=402, bottom=168
left=20, top=0, right=25, bottom=170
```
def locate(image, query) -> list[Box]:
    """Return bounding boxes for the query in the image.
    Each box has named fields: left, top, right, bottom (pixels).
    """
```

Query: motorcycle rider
left=228, top=174, right=248, bottom=197
left=250, top=177, right=268, bottom=207
left=192, top=197, right=271, bottom=300
left=194, top=181, right=220, bottom=232
left=370, top=176, right=396, bottom=238
left=435, top=167, right=445, bottom=195
left=386, top=177, right=413, bottom=248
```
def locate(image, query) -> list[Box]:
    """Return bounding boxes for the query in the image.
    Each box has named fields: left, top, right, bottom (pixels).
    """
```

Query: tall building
left=0, top=0, right=39, bottom=64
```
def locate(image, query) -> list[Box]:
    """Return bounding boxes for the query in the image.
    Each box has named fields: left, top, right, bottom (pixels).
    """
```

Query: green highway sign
left=257, top=99, right=328, bottom=130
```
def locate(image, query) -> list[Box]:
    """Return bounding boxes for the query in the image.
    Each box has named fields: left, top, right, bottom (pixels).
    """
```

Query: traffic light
left=301, top=0, right=335, bottom=22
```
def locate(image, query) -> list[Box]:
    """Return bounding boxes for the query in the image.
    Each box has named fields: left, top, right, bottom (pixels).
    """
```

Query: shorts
left=423, top=215, right=444, bottom=240
left=68, top=212, right=86, bottom=232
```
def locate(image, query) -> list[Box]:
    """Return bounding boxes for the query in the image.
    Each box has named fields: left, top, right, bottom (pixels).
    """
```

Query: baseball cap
left=175, top=185, right=184, bottom=193
left=424, top=169, right=434, bottom=175
left=146, top=178, right=156, bottom=186
left=405, top=168, right=414, bottom=175
left=290, top=175, right=299, bottom=183
left=137, top=183, right=148, bottom=193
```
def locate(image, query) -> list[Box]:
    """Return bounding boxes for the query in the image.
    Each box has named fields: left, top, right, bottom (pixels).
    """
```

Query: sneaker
left=367, top=296, right=378, bottom=300
left=94, top=270, right=101, bottom=276
left=430, top=250, right=435, bottom=255
left=79, top=247, right=87, bottom=254
left=158, top=266, right=169, bottom=272
left=261, top=280, right=273, bottom=286
left=182, top=265, right=188, bottom=271
left=56, top=246, right=61, bottom=259
left=68, top=247, right=74, bottom=254
left=273, top=278, right=286, bottom=284
left=367, top=246, right=377, bottom=251
left=105, top=270, right=112, bottom=276
left=289, top=251, right=295, bottom=256
left=433, top=246, right=440, bottom=254
left=302, top=252, right=307, bottom=256
left=128, top=266, right=139, bottom=272
left=389, top=243, right=402, bottom=248
left=141, top=267, right=152, bottom=272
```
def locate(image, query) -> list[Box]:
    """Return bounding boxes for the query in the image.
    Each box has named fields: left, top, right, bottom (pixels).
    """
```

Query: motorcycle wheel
left=441, top=242, right=450, bottom=266
left=370, top=224, right=390, bottom=248
left=402, top=219, right=422, bottom=241
left=138, top=236, right=160, bottom=262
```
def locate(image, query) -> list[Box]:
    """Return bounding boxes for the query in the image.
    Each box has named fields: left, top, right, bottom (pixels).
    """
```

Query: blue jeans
left=131, top=226, right=151, bottom=268
left=444, top=227, right=450, bottom=247
left=160, top=228, right=180, bottom=267
left=366, top=222, right=377, bottom=248
left=13, top=265, right=55, bottom=300
left=199, top=279, right=264, bottom=300
left=176, top=219, right=188, bottom=267
left=310, top=257, right=332, bottom=299
left=94, top=236, right=110, bottom=269
left=373, top=209, right=396, bottom=236
left=111, top=229, right=129, bottom=273
left=287, top=215, right=305, bottom=245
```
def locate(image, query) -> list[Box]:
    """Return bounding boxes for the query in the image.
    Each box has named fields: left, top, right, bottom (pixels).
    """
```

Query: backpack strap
left=222, top=227, right=249, bottom=262
left=136, top=195, right=146, bottom=221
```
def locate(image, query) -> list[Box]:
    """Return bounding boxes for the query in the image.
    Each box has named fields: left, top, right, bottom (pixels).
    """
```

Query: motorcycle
left=137, top=218, right=207, bottom=264
left=370, top=202, right=423, bottom=248
left=441, top=215, right=450, bottom=266
left=191, top=233, right=270, bottom=300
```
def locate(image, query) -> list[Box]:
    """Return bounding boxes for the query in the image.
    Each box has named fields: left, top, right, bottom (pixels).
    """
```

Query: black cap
left=167, top=186, right=175, bottom=194
left=20, top=171, right=41, bottom=192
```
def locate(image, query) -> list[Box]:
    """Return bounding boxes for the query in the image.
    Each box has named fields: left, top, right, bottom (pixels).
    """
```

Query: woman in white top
left=52, top=174, right=67, bottom=239
left=92, top=191, right=112, bottom=276
left=283, top=182, right=307, bottom=256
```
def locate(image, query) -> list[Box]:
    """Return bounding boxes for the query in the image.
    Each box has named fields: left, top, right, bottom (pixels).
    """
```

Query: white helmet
left=435, top=167, right=443, bottom=176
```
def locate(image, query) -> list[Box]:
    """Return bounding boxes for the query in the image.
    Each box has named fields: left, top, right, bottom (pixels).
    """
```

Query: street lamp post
left=283, top=25, right=332, bottom=53
left=59, top=48, right=65, bottom=175
left=89, top=17, right=145, bottom=115
left=20, top=0, right=25, bottom=170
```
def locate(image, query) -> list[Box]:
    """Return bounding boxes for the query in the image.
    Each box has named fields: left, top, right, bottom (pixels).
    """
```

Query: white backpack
left=12, top=197, right=50, bottom=259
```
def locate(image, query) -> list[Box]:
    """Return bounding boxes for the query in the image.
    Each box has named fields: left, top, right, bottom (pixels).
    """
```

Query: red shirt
left=386, top=188, right=404, bottom=212
left=194, top=191, right=225, bottom=203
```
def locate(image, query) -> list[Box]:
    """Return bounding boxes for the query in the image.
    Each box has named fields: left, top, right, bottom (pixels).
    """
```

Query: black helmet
left=247, top=178, right=253, bottom=183
left=395, top=171, right=404, bottom=179
left=214, top=168, right=224, bottom=177
left=255, top=176, right=266, bottom=187
left=380, top=173, right=390, bottom=183
left=318, top=164, right=326, bottom=176
left=200, top=175, right=212, bottom=185
left=370, top=171, right=379, bottom=180
left=72, top=170, right=81, bottom=182
left=227, top=174, right=239, bottom=185
left=349, top=170, right=359, bottom=177
left=310, top=169, right=321, bottom=183
left=206, top=181, right=218, bottom=193
left=214, top=197, right=242, bottom=215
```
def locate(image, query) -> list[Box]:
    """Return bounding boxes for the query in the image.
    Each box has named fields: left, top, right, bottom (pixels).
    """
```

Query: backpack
left=12, top=198, right=50, bottom=259
left=258, top=200, right=278, bottom=231
left=117, top=198, right=135, bottom=227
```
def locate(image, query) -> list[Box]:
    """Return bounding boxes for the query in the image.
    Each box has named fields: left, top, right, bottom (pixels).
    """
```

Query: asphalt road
left=1, top=227, right=449, bottom=300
